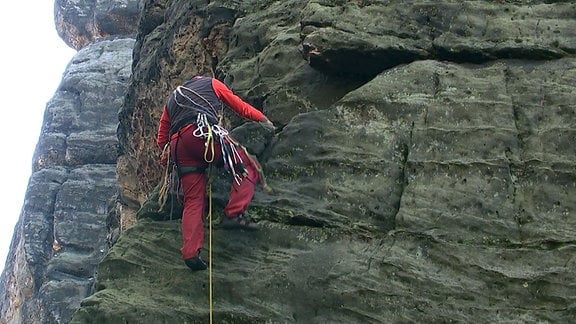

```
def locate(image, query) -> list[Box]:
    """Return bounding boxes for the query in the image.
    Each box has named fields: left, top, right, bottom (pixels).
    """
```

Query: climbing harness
left=173, top=84, right=250, bottom=184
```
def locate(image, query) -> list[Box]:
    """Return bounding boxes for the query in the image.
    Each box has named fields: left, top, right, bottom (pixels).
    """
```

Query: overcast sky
left=0, top=3, right=76, bottom=274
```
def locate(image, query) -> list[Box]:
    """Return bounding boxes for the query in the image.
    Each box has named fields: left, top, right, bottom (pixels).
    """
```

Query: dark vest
left=166, top=76, right=221, bottom=136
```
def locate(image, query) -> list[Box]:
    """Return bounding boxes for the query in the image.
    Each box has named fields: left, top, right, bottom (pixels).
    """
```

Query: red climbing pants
left=170, top=124, right=260, bottom=260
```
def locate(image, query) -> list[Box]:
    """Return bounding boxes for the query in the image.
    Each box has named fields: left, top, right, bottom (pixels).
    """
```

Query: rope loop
left=192, top=113, right=247, bottom=184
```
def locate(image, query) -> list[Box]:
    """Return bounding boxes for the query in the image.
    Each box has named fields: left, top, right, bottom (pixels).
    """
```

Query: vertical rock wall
left=1, top=0, right=576, bottom=323
left=0, top=1, right=142, bottom=322
left=0, top=38, right=134, bottom=324
left=80, top=0, right=576, bottom=322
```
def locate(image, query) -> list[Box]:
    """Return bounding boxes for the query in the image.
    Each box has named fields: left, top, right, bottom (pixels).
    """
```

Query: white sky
left=0, top=3, right=76, bottom=274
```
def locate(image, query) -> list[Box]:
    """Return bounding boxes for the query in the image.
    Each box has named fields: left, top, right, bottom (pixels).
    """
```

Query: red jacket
left=157, top=76, right=265, bottom=148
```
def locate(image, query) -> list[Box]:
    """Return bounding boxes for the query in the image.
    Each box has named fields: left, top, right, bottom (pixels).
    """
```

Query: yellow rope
left=208, top=168, right=214, bottom=324
left=204, top=123, right=215, bottom=163
left=202, top=123, right=214, bottom=323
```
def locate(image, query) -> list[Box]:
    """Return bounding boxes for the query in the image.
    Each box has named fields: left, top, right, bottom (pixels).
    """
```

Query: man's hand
left=160, top=147, right=170, bottom=166
left=259, top=116, right=275, bottom=132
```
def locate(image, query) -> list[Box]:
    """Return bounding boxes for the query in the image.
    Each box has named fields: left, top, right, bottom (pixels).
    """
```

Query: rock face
left=0, top=37, right=134, bottom=324
left=55, top=0, right=142, bottom=50
left=2, top=0, right=576, bottom=323
left=76, top=0, right=576, bottom=323
left=1, top=1, right=140, bottom=322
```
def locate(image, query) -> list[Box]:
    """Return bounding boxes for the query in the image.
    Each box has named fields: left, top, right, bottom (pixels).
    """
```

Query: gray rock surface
left=78, top=0, right=576, bottom=323
left=0, top=37, right=134, bottom=324
left=1, top=0, right=576, bottom=323
left=55, top=0, right=142, bottom=50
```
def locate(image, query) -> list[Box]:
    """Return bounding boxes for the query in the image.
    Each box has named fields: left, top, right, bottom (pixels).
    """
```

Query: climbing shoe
left=220, top=213, right=259, bottom=231
left=184, top=256, right=207, bottom=271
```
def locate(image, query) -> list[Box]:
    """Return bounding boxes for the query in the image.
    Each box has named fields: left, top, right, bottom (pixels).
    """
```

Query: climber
left=156, top=75, right=275, bottom=271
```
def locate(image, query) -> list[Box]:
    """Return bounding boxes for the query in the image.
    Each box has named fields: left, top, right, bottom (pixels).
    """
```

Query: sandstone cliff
left=84, top=0, right=576, bottom=322
left=0, top=1, right=140, bottom=323
left=2, top=0, right=576, bottom=323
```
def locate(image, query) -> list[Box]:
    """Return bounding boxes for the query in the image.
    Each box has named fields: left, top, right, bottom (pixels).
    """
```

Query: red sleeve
left=211, top=78, right=265, bottom=122
left=157, top=105, right=171, bottom=148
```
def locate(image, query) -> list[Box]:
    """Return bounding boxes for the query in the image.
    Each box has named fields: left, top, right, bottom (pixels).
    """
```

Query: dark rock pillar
left=0, top=37, right=134, bottom=324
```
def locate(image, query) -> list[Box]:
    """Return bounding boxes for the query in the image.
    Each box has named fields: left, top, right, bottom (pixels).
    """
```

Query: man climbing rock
left=156, top=75, right=275, bottom=271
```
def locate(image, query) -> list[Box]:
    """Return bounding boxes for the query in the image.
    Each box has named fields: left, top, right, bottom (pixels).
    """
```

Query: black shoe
left=184, top=256, right=207, bottom=271
left=220, top=214, right=259, bottom=231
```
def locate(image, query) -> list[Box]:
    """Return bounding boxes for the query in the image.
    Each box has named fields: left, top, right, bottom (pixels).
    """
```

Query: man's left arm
left=157, top=105, right=171, bottom=148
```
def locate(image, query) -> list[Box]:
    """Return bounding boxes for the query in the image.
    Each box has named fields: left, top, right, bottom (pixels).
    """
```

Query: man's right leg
left=179, top=172, right=208, bottom=270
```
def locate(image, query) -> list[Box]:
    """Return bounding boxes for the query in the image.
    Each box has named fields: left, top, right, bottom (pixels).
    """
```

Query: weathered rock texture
left=2, top=0, right=576, bottom=323
left=55, top=0, right=142, bottom=50
left=0, top=37, right=134, bottom=324
left=0, top=1, right=141, bottom=322
left=74, top=0, right=576, bottom=323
